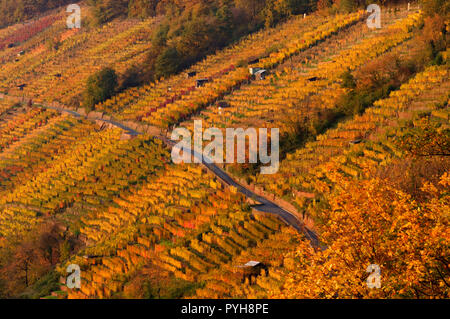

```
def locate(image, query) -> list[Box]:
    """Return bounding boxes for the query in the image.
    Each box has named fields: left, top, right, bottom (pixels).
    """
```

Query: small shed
left=7, top=43, right=14, bottom=48
left=196, top=78, right=209, bottom=88
left=17, top=50, right=25, bottom=57
left=236, top=261, right=268, bottom=285
left=249, top=67, right=262, bottom=76
left=307, top=76, right=319, bottom=82
left=254, top=69, right=268, bottom=81
left=17, top=84, right=27, bottom=91
left=55, top=73, right=62, bottom=78
left=187, top=71, right=197, bottom=78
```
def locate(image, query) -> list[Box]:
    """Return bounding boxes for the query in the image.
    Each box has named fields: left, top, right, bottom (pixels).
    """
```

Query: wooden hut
left=249, top=67, right=262, bottom=75
left=187, top=71, right=197, bottom=78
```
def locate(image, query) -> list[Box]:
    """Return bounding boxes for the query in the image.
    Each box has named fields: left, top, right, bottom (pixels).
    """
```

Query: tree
left=38, top=224, right=61, bottom=266
left=397, top=117, right=450, bottom=157
left=420, top=14, right=448, bottom=65
left=83, top=67, right=118, bottom=110
left=263, top=0, right=280, bottom=28
left=338, top=0, right=357, bottom=12
left=216, top=1, right=234, bottom=39
left=317, top=0, right=332, bottom=11
left=12, top=242, right=36, bottom=288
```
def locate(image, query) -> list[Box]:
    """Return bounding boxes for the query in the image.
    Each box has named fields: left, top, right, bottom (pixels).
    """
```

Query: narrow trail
left=2, top=99, right=320, bottom=247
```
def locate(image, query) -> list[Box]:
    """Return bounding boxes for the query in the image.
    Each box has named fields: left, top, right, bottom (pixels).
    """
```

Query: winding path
left=5, top=99, right=320, bottom=247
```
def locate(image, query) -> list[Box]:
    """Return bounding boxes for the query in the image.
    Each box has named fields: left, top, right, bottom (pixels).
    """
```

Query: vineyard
left=60, top=164, right=287, bottom=298
left=0, top=4, right=159, bottom=106
left=95, top=11, right=366, bottom=128
left=0, top=1, right=448, bottom=300
left=258, top=63, right=450, bottom=206
left=0, top=13, right=62, bottom=51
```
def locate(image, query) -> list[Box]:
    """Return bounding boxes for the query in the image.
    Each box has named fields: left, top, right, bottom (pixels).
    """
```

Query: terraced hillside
left=259, top=64, right=449, bottom=203
left=185, top=9, right=420, bottom=134
left=192, top=62, right=450, bottom=299
left=0, top=1, right=448, bottom=300
left=93, top=11, right=366, bottom=126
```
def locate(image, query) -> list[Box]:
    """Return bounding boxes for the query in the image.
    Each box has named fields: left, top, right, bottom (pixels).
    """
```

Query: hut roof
left=237, top=261, right=263, bottom=268
left=245, top=261, right=261, bottom=267
left=349, top=139, right=362, bottom=145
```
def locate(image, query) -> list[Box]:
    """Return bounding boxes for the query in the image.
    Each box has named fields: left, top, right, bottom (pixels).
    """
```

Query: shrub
left=154, top=47, right=183, bottom=79
left=83, top=67, right=118, bottom=111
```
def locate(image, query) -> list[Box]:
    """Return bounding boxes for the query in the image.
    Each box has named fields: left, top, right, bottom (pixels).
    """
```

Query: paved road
left=26, top=102, right=319, bottom=247
left=160, top=138, right=319, bottom=247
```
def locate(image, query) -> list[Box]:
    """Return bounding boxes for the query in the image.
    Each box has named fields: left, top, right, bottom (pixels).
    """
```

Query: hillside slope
left=0, top=1, right=448, bottom=299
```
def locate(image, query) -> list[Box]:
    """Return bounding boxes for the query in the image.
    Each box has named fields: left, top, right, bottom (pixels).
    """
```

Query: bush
left=83, top=67, right=118, bottom=111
